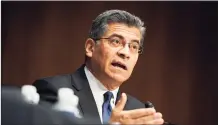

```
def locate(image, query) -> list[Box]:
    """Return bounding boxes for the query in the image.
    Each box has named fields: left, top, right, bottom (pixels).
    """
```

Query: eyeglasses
left=93, top=36, right=143, bottom=54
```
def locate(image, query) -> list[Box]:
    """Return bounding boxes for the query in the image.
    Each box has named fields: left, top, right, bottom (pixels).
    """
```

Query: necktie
left=102, top=91, right=113, bottom=124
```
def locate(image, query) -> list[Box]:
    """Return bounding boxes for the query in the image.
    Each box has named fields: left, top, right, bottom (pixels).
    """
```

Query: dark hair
left=89, top=9, right=146, bottom=46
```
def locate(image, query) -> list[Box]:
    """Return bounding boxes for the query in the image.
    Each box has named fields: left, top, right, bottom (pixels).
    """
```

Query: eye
left=130, top=43, right=140, bottom=50
left=109, top=37, right=122, bottom=47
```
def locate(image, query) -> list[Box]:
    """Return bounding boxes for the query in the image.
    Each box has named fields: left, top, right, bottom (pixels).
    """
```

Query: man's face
left=86, top=23, right=141, bottom=84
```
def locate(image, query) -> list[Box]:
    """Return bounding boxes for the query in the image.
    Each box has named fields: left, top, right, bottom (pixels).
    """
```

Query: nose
left=117, top=44, right=130, bottom=60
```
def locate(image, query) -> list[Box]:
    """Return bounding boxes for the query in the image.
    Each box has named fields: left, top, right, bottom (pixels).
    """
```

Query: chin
left=105, top=67, right=131, bottom=83
left=109, top=73, right=130, bottom=83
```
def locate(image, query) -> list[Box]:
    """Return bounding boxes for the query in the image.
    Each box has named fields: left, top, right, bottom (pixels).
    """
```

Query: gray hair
left=88, top=9, right=146, bottom=47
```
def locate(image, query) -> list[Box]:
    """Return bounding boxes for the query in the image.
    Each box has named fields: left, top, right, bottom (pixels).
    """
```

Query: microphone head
left=21, top=85, right=39, bottom=104
left=144, top=101, right=154, bottom=108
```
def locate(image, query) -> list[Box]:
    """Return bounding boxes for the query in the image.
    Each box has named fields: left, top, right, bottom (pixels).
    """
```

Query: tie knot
left=104, top=91, right=113, bottom=102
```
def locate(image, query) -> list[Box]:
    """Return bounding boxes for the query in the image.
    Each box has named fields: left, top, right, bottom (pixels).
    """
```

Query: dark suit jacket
left=2, top=86, right=100, bottom=125
left=33, top=64, right=145, bottom=124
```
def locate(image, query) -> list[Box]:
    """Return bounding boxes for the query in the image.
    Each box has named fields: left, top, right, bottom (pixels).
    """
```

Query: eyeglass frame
left=92, top=36, right=143, bottom=54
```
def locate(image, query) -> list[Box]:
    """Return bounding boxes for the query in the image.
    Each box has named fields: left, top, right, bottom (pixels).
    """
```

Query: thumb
left=114, top=93, right=127, bottom=111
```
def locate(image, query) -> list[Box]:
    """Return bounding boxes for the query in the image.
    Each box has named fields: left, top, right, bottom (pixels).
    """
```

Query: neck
left=85, top=63, right=121, bottom=91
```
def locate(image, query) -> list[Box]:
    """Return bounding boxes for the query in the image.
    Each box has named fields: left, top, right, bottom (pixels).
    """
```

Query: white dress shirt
left=84, top=66, right=119, bottom=123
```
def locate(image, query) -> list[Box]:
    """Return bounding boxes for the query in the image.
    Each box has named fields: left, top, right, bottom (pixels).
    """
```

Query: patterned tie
left=102, top=91, right=113, bottom=124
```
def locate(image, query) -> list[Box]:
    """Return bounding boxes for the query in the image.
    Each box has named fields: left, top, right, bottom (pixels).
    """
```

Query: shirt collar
left=84, top=66, right=119, bottom=103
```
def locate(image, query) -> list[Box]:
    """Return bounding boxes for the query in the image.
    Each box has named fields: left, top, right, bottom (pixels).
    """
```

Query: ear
left=85, top=38, right=96, bottom=58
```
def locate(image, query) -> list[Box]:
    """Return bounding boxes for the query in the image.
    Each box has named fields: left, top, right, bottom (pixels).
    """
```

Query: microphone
left=144, top=101, right=177, bottom=125
left=21, top=85, right=40, bottom=104
left=53, top=88, right=82, bottom=118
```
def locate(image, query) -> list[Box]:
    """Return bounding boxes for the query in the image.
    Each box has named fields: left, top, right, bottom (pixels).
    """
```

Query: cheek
left=102, top=49, right=115, bottom=66
left=129, top=57, right=139, bottom=71
left=93, top=45, right=113, bottom=66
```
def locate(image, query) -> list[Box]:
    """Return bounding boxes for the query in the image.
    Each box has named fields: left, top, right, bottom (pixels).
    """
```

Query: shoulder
left=32, top=73, right=76, bottom=104
left=126, top=94, right=145, bottom=109
left=32, top=73, right=75, bottom=95
left=33, top=65, right=85, bottom=89
left=35, top=73, right=72, bottom=84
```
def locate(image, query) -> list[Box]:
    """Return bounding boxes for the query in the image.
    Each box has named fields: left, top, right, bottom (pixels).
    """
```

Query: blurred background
left=2, top=1, right=218, bottom=125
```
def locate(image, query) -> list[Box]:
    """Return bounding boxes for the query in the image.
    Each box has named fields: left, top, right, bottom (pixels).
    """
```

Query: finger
left=123, top=108, right=156, bottom=119
left=124, top=117, right=164, bottom=125
left=137, top=112, right=163, bottom=125
left=114, top=93, right=127, bottom=112
left=137, top=112, right=162, bottom=122
left=145, top=118, right=164, bottom=125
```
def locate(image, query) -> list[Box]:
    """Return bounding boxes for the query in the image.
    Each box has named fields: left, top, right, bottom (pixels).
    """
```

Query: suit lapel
left=71, top=65, right=101, bottom=123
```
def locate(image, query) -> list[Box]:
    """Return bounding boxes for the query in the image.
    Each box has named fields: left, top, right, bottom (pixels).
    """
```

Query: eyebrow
left=108, top=34, right=124, bottom=39
left=108, top=33, right=140, bottom=44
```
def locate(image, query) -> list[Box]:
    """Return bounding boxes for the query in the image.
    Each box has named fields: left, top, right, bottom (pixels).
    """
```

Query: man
left=2, top=85, right=100, bottom=125
left=33, top=9, right=164, bottom=124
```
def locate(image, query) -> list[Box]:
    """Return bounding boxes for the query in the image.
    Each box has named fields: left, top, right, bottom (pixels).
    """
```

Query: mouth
left=111, top=61, right=127, bottom=70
